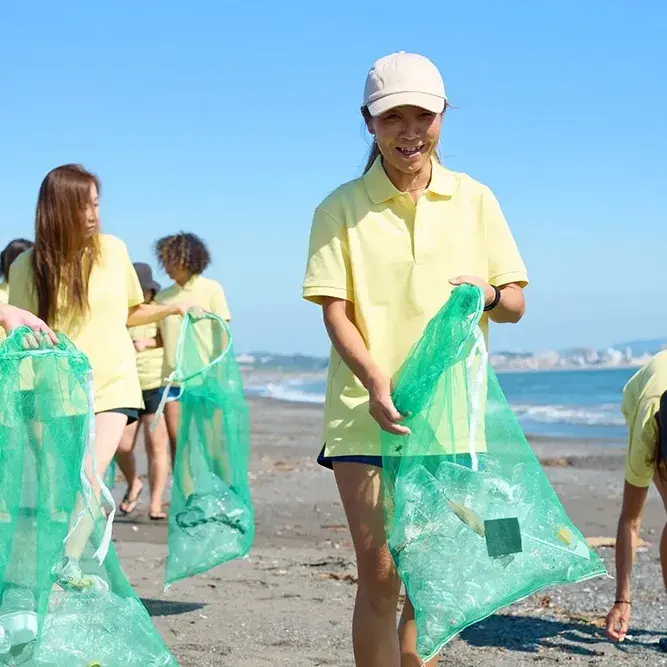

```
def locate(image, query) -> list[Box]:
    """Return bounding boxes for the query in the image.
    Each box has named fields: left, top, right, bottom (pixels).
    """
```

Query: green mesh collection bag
left=382, top=286, right=608, bottom=661
left=0, top=327, right=177, bottom=666
left=158, top=312, right=254, bottom=588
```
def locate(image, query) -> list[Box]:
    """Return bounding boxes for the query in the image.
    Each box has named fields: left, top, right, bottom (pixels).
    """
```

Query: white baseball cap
left=363, top=52, right=447, bottom=117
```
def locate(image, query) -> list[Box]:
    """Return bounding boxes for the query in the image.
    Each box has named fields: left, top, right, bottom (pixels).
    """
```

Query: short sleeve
left=7, top=252, right=37, bottom=313
left=122, top=246, right=143, bottom=309
left=483, top=187, right=529, bottom=288
left=302, top=208, right=354, bottom=304
left=211, top=281, right=231, bottom=321
left=624, top=397, right=658, bottom=488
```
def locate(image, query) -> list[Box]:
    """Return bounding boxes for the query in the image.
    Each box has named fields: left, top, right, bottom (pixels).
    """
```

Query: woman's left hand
left=450, top=276, right=496, bottom=308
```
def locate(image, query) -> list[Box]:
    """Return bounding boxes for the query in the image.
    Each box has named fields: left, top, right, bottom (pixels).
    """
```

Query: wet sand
left=111, top=398, right=667, bottom=666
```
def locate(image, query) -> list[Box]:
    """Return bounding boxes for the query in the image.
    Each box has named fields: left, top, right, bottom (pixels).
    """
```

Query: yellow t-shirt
left=9, top=234, right=144, bottom=413
left=0, top=281, right=8, bottom=343
left=303, top=157, right=528, bottom=458
left=129, top=321, right=164, bottom=391
left=156, top=274, right=231, bottom=381
left=621, top=350, right=667, bottom=488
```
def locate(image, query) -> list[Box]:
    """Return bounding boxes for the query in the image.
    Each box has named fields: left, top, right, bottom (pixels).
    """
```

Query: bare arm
left=127, top=303, right=187, bottom=328
left=605, top=481, right=649, bottom=642
left=488, top=283, right=526, bottom=324
left=449, top=277, right=526, bottom=324
left=133, top=335, right=161, bottom=352
left=322, top=297, right=409, bottom=435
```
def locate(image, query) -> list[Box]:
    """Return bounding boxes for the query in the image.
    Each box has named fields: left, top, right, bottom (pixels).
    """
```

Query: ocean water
left=246, top=367, right=638, bottom=442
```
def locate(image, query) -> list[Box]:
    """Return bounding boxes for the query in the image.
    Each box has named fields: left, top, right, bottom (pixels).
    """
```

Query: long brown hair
left=651, top=392, right=667, bottom=481
left=33, top=164, right=101, bottom=324
left=361, top=104, right=447, bottom=174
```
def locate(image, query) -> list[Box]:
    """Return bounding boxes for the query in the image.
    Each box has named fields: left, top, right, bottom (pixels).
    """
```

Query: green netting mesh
left=382, top=286, right=608, bottom=661
left=0, top=327, right=177, bottom=666
left=162, top=312, right=254, bottom=588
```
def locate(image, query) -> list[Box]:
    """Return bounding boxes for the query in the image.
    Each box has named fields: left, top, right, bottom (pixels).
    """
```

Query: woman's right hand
left=605, top=601, right=631, bottom=642
left=367, top=373, right=410, bottom=436
left=0, top=304, right=58, bottom=346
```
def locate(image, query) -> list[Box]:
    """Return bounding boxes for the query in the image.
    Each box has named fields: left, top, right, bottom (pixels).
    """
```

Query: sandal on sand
left=119, top=481, right=143, bottom=515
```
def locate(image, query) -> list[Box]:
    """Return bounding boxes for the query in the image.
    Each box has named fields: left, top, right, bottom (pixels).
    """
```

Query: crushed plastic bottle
left=381, top=286, right=608, bottom=660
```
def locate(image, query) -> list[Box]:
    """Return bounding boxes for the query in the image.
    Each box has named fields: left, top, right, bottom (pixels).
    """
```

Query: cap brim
left=367, top=91, right=446, bottom=117
left=141, top=280, right=161, bottom=294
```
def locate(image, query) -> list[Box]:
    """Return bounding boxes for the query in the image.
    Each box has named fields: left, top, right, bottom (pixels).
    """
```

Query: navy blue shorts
left=317, top=445, right=483, bottom=472
left=317, top=445, right=383, bottom=470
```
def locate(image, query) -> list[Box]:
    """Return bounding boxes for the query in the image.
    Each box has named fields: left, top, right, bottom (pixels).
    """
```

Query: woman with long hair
left=9, top=164, right=188, bottom=586
left=302, top=52, right=528, bottom=666
left=606, top=351, right=667, bottom=644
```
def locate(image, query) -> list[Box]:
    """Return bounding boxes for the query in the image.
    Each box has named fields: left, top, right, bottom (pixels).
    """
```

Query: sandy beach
left=111, top=397, right=667, bottom=666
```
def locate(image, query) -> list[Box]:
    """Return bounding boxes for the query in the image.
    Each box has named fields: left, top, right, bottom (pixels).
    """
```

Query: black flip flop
left=119, top=483, right=143, bottom=515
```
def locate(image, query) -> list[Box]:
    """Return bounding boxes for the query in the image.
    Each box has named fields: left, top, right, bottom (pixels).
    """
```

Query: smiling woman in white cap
left=303, top=52, right=529, bottom=666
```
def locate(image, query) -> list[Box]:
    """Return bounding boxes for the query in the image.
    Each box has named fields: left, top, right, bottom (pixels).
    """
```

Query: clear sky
left=1, top=1, right=665, bottom=356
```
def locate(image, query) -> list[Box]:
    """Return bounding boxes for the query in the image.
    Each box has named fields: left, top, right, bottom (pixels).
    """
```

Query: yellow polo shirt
left=621, top=351, right=667, bottom=487
left=303, top=157, right=528, bottom=458
left=0, top=281, right=8, bottom=343
left=156, top=274, right=231, bottom=381
left=9, top=234, right=144, bottom=413
left=129, top=321, right=164, bottom=391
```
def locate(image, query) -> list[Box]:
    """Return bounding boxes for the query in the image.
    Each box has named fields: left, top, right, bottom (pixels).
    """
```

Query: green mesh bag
left=382, top=286, right=608, bottom=661
left=103, top=461, right=116, bottom=493
left=159, top=312, right=254, bottom=588
left=0, top=327, right=177, bottom=667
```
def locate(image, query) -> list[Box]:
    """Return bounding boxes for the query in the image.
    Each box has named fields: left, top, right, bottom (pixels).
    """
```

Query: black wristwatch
left=483, top=286, right=501, bottom=312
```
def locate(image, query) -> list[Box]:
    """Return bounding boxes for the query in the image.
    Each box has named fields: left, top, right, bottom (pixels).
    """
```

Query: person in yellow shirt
left=9, top=164, right=189, bottom=588
left=0, top=239, right=34, bottom=342
left=114, top=263, right=172, bottom=521
left=154, top=232, right=231, bottom=464
left=0, top=238, right=33, bottom=305
left=606, top=351, right=667, bottom=646
left=303, top=52, right=528, bottom=667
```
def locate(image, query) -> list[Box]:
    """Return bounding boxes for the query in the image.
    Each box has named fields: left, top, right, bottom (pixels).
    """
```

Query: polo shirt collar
left=363, top=155, right=455, bottom=204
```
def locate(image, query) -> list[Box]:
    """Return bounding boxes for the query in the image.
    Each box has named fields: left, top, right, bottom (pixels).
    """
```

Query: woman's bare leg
left=399, top=597, right=440, bottom=666
left=65, top=412, right=128, bottom=558
left=333, top=462, right=402, bottom=667
left=115, top=420, right=142, bottom=513
left=164, top=400, right=180, bottom=468
left=143, top=414, right=169, bottom=517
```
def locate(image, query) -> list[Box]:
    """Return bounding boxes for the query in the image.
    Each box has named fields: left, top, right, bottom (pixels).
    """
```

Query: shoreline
left=243, top=394, right=627, bottom=449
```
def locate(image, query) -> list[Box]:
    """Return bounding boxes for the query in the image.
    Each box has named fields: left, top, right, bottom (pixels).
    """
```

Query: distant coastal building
left=236, top=339, right=666, bottom=374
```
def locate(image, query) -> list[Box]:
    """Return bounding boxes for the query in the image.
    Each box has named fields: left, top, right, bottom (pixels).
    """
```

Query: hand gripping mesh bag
left=158, top=312, right=254, bottom=588
left=381, top=286, right=607, bottom=661
left=0, top=326, right=177, bottom=666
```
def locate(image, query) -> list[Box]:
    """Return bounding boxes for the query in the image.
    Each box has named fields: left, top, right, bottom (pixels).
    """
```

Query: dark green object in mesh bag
left=381, top=286, right=607, bottom=661
left=0, top=327, right=177, bottom=666
left=159, top=312, right=254, bottom=588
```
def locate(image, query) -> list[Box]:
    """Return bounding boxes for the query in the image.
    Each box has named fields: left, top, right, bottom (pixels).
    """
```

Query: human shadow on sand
left=141, top=598, right=206, bottom=617
left=460, top=614, right=666, bottom=657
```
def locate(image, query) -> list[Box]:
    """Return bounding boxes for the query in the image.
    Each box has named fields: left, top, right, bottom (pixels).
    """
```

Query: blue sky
left=1, top=1, right=665, bottom=356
